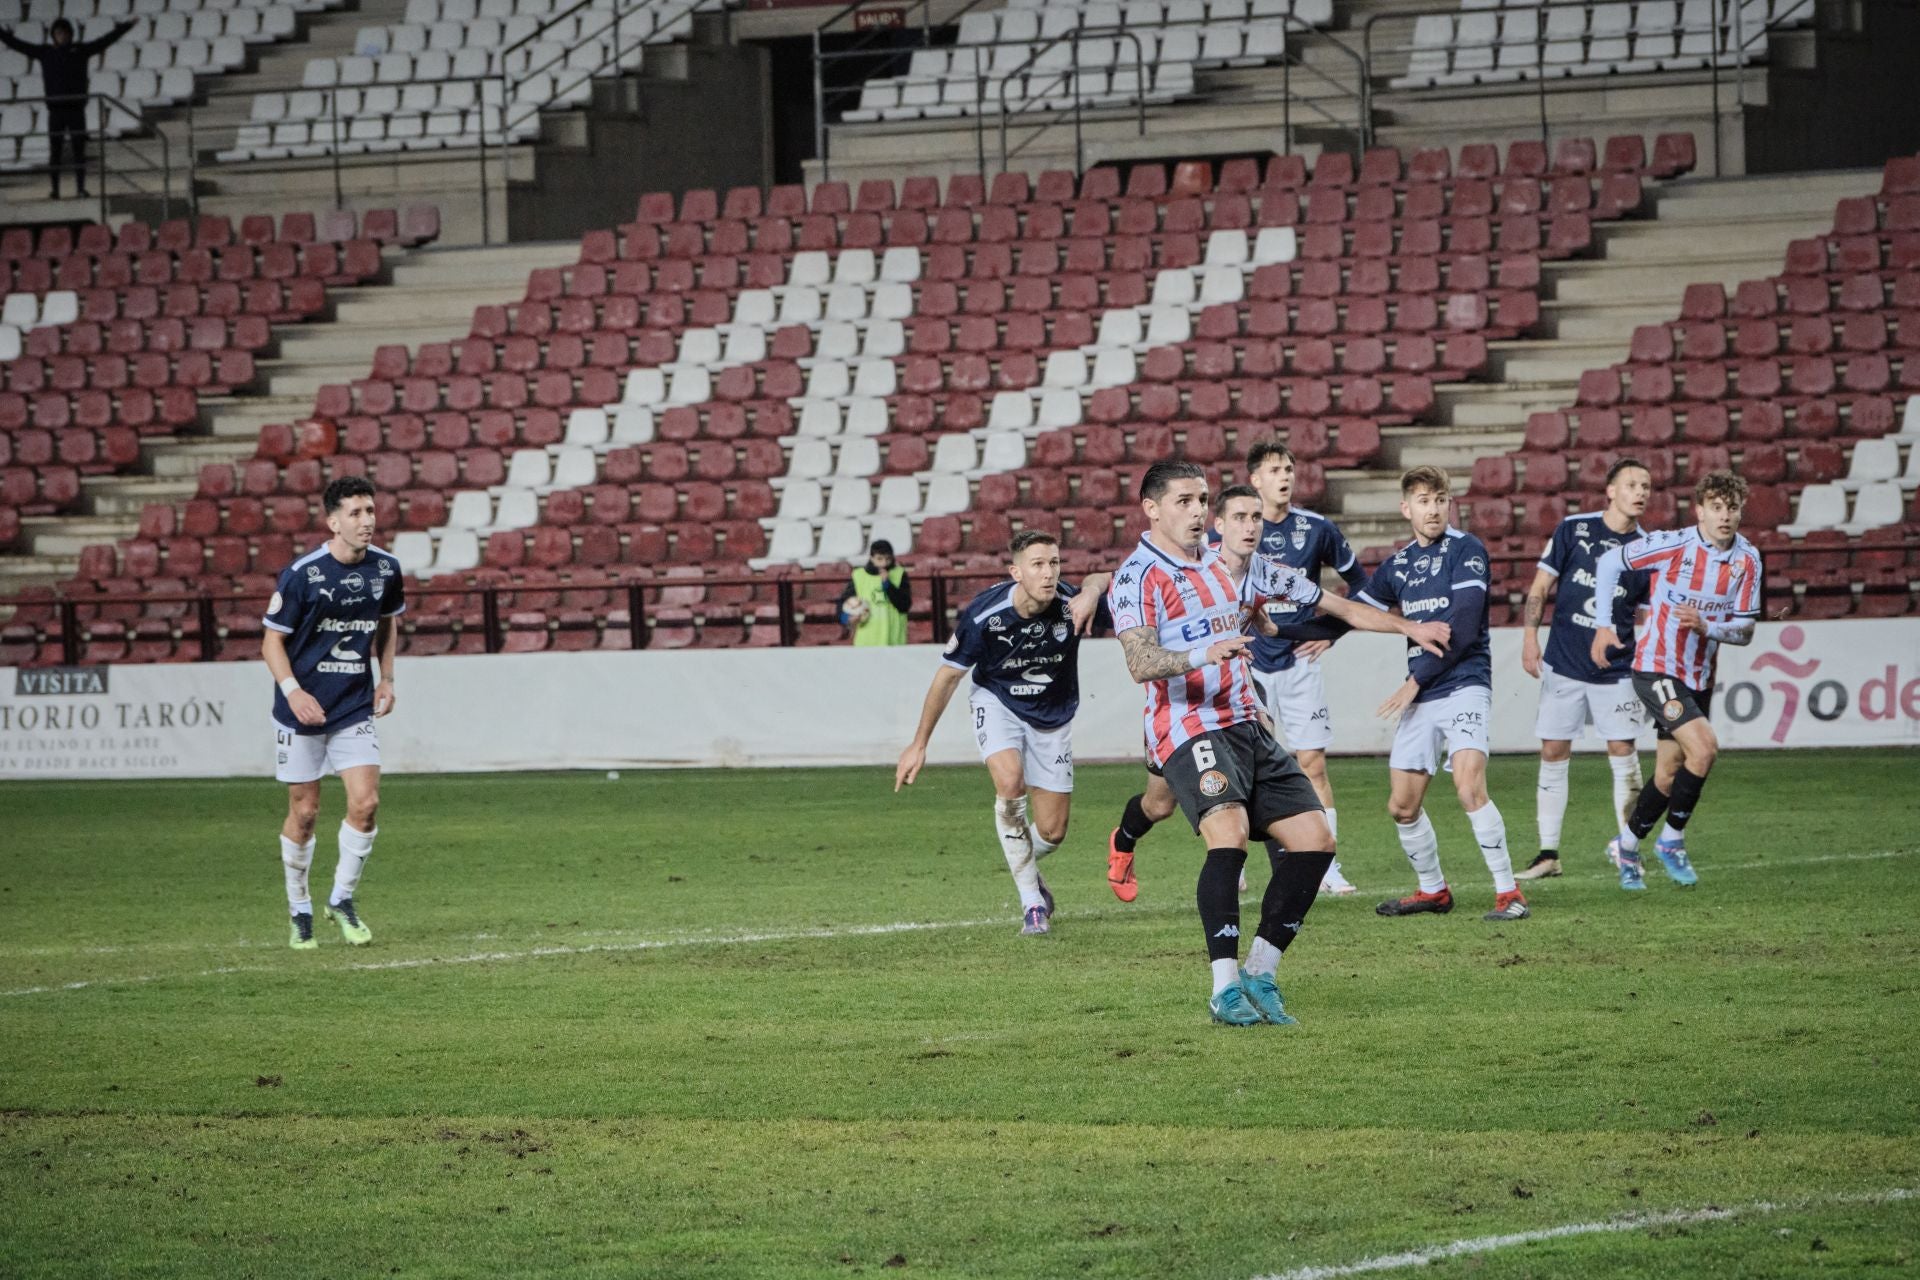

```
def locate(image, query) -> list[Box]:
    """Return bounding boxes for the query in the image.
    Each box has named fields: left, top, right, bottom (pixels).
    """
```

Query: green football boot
left=325, top=898, right=372, bottom=946
left=289, top=912, right=318, bottom=951
left=1209, top=984, right=1264, bottom=1026
left=1238, top=968, right=1298, bottom=1026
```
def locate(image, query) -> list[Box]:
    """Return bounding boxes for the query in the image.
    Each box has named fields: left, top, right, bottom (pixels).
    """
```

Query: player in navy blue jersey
left=1516, top=458, right=1655, bottom=880
left=895, top=530, right=1107, bottom=935
left=1245, top=438, right=1369, bottom=895
left=1360, top=466, right=1529, bottom=923
left=261, top=476, right=405, bottom=950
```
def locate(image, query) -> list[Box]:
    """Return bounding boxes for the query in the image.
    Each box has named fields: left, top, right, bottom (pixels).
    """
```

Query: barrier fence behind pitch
left=2, top=619, right=1914, bottom=779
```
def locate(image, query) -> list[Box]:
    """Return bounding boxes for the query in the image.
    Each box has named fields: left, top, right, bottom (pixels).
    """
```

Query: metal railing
left=1360, top=0, right=1815, bottom=177
left=3, top=91, right=180, bottom=221
left=113, top=0, right=717, bottom=242
left=1, top=564, right=1036, bottom=664
left=809, top=0, right=1002, bottom=179
left=814, top=8, right=1369, bottom=181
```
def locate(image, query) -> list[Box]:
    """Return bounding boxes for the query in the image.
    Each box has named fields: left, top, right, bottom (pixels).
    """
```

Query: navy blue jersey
left=1537, top=512, right=1652, bottom=683
left=263, top=543, right=406, bottom=734
left=1358, top=527, right=1493, bottom=703
left=1250, top=507, right=1365, bottom=673
left=942, top=580, right=1091, bottom=730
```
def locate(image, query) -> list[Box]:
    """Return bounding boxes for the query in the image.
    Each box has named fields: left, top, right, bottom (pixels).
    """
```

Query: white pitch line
left=1253, top=1187, right=1916, bottom=1280
left=1, top=847, right=1911, bottom=999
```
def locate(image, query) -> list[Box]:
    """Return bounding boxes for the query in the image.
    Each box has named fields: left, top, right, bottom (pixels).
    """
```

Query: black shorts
left=1633, top=671, right=1713, bottom=740
left=1161, top=720, right=1323, bottom=834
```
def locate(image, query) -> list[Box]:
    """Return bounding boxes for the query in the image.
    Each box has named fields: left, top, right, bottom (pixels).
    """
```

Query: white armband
left=1188, top=646, right=1212, bottom=670
left=279, top=676, right=301, bottom=696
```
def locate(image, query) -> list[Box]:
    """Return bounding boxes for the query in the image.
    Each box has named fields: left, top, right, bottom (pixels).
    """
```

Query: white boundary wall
left=1, top=619, right=1915, bottom=779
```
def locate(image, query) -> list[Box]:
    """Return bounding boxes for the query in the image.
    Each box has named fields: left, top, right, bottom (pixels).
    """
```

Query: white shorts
left=275, top=717, right=380, bottom=784
left=1389, top=686, right=1492, bottom=775
left=1252, top=662, right=1334, bottom=752
left=970, top=686, right=1073, bottom=793
left=1534, top=665, right=1643, bottom=743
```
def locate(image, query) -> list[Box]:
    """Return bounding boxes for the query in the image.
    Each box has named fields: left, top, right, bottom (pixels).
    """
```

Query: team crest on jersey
left=1051, top=621, right=1069, bottom=642
left=1199, top=770, right=1228, bottom=797
left=371, top=578, right=386, bottom=600
left=1291, top=527, right=1306, bottom=550
left=268, top=591, right=283, bottom=614
left=1662, top=699, right=1684, bottom=721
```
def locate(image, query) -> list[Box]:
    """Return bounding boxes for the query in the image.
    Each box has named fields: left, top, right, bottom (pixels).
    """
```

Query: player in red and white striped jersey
left=1590, top=470, right=1764, bottom=890
left=1108, top=461, right=1447, bottom=1027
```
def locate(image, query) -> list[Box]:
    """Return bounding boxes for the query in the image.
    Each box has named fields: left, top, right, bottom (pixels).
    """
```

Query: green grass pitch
left=2, top=748, right=1917, bottom=1278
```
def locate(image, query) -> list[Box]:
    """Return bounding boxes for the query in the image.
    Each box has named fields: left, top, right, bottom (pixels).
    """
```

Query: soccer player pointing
left=262, top=477, right=405, bottom=949
left=1110, top=462, right=1448, bottom=1026
left=895, top=531, right=1107, bottom=935
left=1589, top=471, right=1762, bottom=890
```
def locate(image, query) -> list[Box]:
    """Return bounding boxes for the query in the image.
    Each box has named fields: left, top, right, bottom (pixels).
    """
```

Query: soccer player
left=1246, top=438, right=1369, bottom=895
left=894, top=531, right=1107, bottom=935
left=1516, top=459, right=1655, bottom=880
left=1363, top=466, right=1530, bottom=923
left=1589, top=470, right=1762, bottom=890
left=1107, top=484, right=1265, bottom=901
left=1109, top=461, right=1449, bottom=1025
left=261, top=476, right=404, bottom=950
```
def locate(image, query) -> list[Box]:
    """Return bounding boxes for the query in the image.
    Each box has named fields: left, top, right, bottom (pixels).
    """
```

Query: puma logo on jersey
left=317, top=588, right=336, bottom=601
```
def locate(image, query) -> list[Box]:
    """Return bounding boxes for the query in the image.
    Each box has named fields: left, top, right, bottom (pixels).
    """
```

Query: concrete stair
left=1320, top=166, right=1878, bottom=542
left=0, top=238, right=579, bottom=597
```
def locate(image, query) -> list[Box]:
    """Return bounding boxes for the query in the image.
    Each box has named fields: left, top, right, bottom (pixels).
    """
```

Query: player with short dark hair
left=895, top=531, right=1108, bottom=934
left=1106, top=483, right=1263, bottom=900
left=261, top=476, right=404, bottom=949
left=1364, top=467, right=1530, bottom=923
left=1109, top=462, right=1449, bottom=1024
left=1589, top=470, right=1762, bottom=890
left=1244, top=437, right=1368, bottom=895
left=1515, top=458, right=1655, bottom=880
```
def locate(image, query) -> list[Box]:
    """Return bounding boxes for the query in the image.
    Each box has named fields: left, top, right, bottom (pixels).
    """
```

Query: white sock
left=280, top=834, right=314, bottom=916
left=1027, top=827, right=1060, bottom=860
left=1658, top=821, right=1685, bottom=846
left=1325, top=807, right=1338, bottom=840
left=996, top=797, right=1044, bottom=910
left=1395, top=811, right=1447, bottom=893
left=1244, top=935, right=1282, bottom=978
left=1210, top=956, right=1241, bottom=995
left=1618, top=830, right=1642, bottom=856
left=1611, top=753, right=1644, bottom=836
left=1321, top=808, right=1347, bottom=885
left=330, top=821, right=375, bottom=906
left=1535, top=758, right=1570, bottom=852
left=1467, top=800, right=1516, bottom=894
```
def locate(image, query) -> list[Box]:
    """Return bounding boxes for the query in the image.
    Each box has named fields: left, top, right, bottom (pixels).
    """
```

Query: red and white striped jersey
left=1605, top=527, right=1764, bottom=689
left=1108, top=535, right=1319, bottom=765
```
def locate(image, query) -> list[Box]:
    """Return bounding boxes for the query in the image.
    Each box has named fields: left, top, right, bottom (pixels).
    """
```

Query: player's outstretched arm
left=895, top=664, right=967, bottom=791
left=1118, top=625, right=1247, bottom=684
left=1520, top=568, right=1555, bottom=678
left=1315, top=591, right=1450, bottom=656
left=262, top=628, right=326, bottom=727
left=1068, top=573, right=1111, bottom=634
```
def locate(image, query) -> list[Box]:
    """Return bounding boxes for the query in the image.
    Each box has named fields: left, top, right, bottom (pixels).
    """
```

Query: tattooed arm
left=1118, top=625, right=1249, bottom=684
left=1520, top=568, right=1554, bottom=678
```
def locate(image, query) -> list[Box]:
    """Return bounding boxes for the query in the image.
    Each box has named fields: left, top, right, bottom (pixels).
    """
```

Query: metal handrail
left=1360, top=0, right=1810, bottom=177
left=7, top=91, right=177, bottom=221
left=992, top=27, right=1148, bottom=175
left=816, top=8, right=1369, bottom=178
left=810, top=0, right=1002, bottom=178
left=0, top=564, right=1044, bottom=661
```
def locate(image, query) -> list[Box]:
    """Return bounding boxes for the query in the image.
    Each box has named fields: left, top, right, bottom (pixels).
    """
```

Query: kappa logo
left=1211, top=923, right=1240, bottom=939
